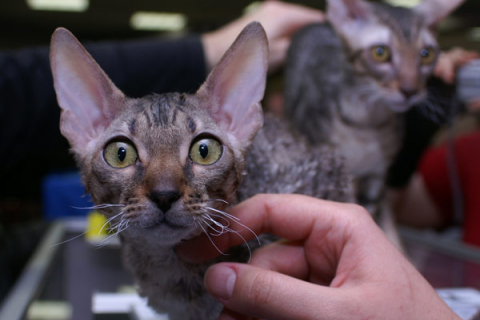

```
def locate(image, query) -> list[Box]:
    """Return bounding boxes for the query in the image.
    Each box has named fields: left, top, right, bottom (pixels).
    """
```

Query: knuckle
left=345, top=203, right=370, bottom=217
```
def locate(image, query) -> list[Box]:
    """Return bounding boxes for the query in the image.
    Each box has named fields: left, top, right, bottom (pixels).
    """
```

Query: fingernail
left=207, top=265, right=236, bottom=302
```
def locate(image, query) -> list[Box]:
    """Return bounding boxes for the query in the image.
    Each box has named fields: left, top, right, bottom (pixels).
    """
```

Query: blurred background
left=1, top=0, right=480, bottom=50
left=1, top=0, right=480, bottom=319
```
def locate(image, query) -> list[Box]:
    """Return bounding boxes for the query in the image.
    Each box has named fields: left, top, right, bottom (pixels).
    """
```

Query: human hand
left=201, top=1, right=324, bottom=73
left=177, top=194, right=460, bottom=320
left=434, top=47, right=479, bottom=85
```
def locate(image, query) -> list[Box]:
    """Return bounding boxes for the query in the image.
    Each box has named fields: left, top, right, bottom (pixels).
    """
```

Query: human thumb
left=204, top=262, right=355, bottom=320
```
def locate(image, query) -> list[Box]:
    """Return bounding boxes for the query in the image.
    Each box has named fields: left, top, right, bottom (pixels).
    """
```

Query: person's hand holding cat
left=177, top=194, right=460, bottom=320
left=434, top=47, right=479, bottom=84
left=201, top=0, right=324, bottom=73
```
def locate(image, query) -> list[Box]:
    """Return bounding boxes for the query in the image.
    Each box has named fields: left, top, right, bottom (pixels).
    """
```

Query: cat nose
left=400, top=88, right=418, bottom=99
left=149, top=190, right=182, bottom=213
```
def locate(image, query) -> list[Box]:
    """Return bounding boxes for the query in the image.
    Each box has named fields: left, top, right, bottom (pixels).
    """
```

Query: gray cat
left=285, top=0, right=464, bottom=242
left=50, top=23, right=352, bottom=320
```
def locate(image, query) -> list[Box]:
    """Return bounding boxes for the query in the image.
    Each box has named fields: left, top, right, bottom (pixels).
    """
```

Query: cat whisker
left=52, top=209, right=124, bottom=247
left=94, top=218, right=131, bottom=249
left=94, top=232, right=119, bottom=249
left=204, top=206, right=261, bottom=247
left=194, top=217, right=229, bottom=257
left=199, top=215, right=253, bottom=261
left=204, top=206, right=240, bottom=222
left=71, top=203, right=125, bottom=210
left=208, top=199, right=230, bottom=205
left=201, top=215, right=230, bottom=236
left=203, top=213, right=231, bottom=228
left=99, top=210, right=125, bottom=234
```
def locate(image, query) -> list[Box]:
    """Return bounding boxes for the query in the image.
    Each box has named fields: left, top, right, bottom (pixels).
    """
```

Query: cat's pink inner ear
left=414, top=0, right=465, bottom=27
left=327, top=0, right=371, bottom=25
left=197, top=22, right=267, bottom=145
left=50, top=28, right=124, bottom=150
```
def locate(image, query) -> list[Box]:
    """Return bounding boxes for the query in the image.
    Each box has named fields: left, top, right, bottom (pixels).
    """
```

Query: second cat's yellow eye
left=103, top=141, right=138, bottom=168
left=420, top=47, right=436, bottom=65
left=189, top=138, right=222, bottom=165
left=370, top=45, right=391, bottom=63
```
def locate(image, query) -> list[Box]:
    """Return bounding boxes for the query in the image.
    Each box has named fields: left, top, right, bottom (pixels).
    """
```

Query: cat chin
left=387, top=102, right=413, bottom=113
left=387, top=92, right=427, bottom=113
left=123, top=223, right=201, bottom=246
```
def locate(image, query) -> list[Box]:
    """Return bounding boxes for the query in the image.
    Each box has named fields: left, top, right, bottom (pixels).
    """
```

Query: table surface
left=2, top=221, right=480, bottom=320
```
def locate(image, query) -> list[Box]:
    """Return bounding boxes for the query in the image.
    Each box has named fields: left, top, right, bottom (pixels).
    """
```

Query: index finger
left=176, top=194, right=366, bottom=263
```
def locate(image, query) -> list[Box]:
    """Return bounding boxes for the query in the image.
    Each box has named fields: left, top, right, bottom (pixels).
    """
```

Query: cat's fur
left=284, top=0, right=464, bottom=240
left=50, top=23, right=353, bottom=320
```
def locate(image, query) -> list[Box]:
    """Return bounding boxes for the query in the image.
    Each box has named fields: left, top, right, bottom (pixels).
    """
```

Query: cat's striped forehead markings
left=373, top=3, right=423, bottom=43
left=134, top=93, right=195, bottom=133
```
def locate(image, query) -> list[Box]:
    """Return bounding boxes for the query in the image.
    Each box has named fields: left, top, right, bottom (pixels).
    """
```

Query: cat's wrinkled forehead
left=353, top=3, right=435, bottom=49
left=372, top=3, right=423, bottom=41
left=123, top=92, right=212, bottom=144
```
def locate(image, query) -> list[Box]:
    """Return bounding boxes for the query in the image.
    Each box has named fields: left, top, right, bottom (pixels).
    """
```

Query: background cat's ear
left=414, top=0, right=465, bottom=27
left=326, top=0, right=373, bottom=40
left=50, top=27, right=125, bottom=151
left=196, top=22, right=267, bottom=149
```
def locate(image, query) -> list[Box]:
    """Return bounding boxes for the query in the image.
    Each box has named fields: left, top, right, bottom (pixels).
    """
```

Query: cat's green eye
left=189, top=138, right=222, bottom=165
left=370, top=45, right=391, bottom=63
left=103, top=141, right=138, bottom=168
left=420, top=47, right=436, bottom=65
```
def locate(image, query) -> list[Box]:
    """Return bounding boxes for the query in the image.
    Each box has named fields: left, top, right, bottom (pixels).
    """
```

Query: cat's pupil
left=199, top=144, right=209, bottom=159
left=420, top=48, right=429, bottom=57
left=118, top=147, right=127, bottom=162
left=376, top=46, right=385, bottom=56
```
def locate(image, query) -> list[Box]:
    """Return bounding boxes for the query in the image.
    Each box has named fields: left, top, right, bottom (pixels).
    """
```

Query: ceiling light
left=243, top=2, right=262, bottom=15
left=383, top=0, right=421, bottom=8
left=26, top=0, right=89, bottom=12
left=130, top=12, right=187, bottom=32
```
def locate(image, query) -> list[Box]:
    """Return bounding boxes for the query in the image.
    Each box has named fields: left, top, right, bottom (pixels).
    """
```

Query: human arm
left=201, top=0, right=325, bottom=73
left=434, top=47, right=479, bottom=85
left=177, top=194, right=460, bottom=320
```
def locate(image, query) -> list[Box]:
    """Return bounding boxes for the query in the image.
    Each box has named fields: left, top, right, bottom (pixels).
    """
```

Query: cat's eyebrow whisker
left=194, top=217, right=229, bottom=256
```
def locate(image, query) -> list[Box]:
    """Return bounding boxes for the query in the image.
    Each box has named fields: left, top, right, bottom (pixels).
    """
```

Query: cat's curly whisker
left=200, top=215, right=253, bottom=261
left=194, top=217, right=229, bottom=256
left=208, top=199, right=229, bottom=205
left=201, top=216, right=229, bottom=236
left=204, top=207, right=261, bottom=247
left=201, top=210, right=231, bottom=228
left=205, top=206, right=240, bottom=222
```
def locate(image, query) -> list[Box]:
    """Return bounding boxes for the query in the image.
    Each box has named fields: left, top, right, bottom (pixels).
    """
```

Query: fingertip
left=204, top=263, right=238, bottom=303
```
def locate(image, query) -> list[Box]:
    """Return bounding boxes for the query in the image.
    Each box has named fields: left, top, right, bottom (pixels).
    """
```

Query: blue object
left=42, top=171, right=93, bottom=220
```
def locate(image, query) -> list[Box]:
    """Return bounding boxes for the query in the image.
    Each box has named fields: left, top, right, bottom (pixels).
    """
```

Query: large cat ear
left=326, top=0, right=373, bottom=40
left=196, top=22, right=267, bottom=149
left=414, top=0, right=465, bottom=27
left=50, top=28, right=125, bottom=152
